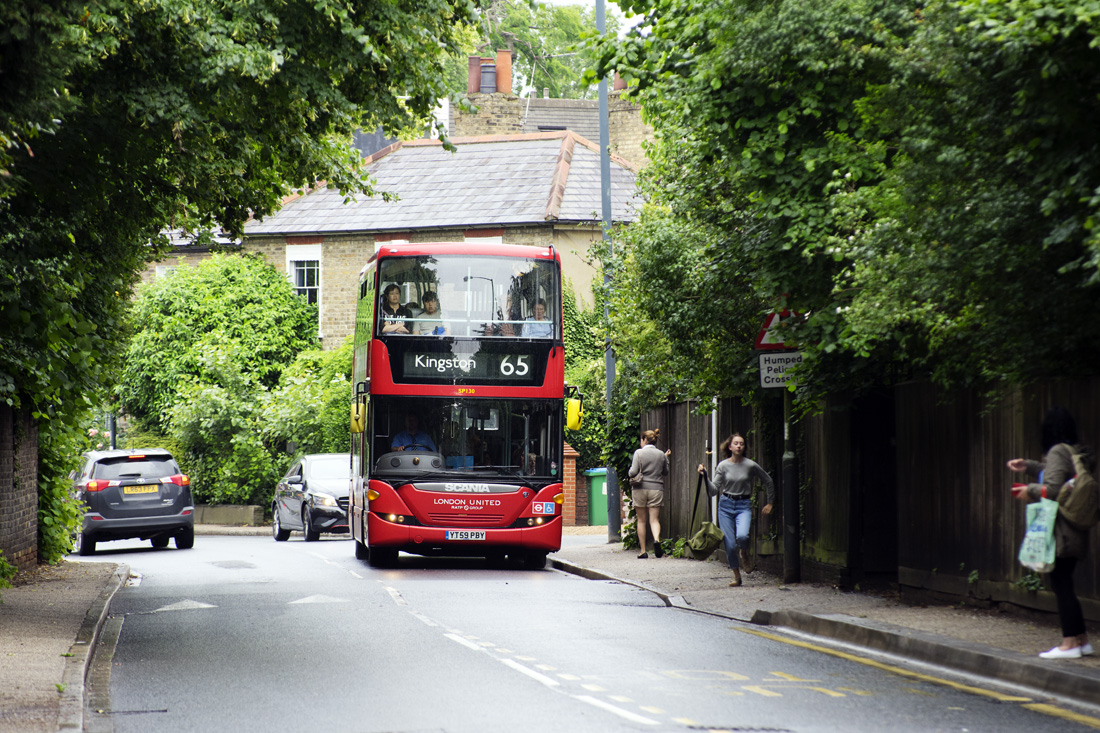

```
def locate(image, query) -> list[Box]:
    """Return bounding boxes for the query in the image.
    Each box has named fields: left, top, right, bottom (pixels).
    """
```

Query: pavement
left=2, top=525, right=1099, bottom=732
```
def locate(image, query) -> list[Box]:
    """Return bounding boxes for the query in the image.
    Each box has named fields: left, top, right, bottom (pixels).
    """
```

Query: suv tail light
left=162, top=474, right=190, bottom=487
left=85, top=480, right=113, bottom=492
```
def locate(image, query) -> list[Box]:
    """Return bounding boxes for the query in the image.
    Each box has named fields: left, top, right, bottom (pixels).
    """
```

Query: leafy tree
left=119, top=253, right=319, bottom=429
left=1, top=0, right=482, bottom=555
left=451, top=0, right=618, bottom=99
left=264, top=337, right=354, bottom=458
left=589, top=0, right=1100, bottom=404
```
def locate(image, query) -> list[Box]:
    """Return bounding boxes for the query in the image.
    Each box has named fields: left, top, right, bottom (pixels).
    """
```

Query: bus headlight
left=386, top=514, right=407, bottom=523
left=367, top=489, right=380, bottom=501
left=526, top=517, right=545, bottom=526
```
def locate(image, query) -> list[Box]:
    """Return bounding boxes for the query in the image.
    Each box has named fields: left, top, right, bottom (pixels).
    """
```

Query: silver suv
left=73, top=448, right=195, bottom=555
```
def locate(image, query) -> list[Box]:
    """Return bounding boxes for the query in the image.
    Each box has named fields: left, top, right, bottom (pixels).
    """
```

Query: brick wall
left=609, top=91, right=652, bottom=171
left=0, top=405, right=39, bottom=571
left=562, top=442, right=585, bottom=526
left=453, top=93, right=526, bottom=137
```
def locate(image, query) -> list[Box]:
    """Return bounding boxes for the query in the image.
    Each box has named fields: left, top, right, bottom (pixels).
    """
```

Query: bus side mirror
left=351, top=402, right=365, bottom=434
left=566, top=398, right=583, bottom=431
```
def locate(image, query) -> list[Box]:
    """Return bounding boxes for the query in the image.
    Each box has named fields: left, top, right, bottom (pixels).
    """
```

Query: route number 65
left=500, top=355, right=530, bottom=376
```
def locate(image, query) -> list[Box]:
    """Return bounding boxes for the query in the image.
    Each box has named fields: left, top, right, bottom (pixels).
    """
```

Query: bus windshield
left=376, top=255, right=559, bottom=338
left=370, top=396, right=563, bottom=481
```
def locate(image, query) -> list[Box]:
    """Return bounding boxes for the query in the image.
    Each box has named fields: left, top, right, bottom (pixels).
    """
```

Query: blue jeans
left=717, top=496, right=752, bottom=570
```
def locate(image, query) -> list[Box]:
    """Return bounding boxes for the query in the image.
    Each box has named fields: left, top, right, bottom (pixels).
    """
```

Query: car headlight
left=312, top=493, right=338, bottom=508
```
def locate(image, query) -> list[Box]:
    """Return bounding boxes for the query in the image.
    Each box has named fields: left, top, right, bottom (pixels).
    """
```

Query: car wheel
left=368, top=547, right=397, bottom=568
left=303, top=509, right=320, bottom=542
left=151, top=535, right=170, bottom=549
left=272, top=505, right=291, bottom=542
left=175, top=527, right=195, bottom=549
left=78, top=533, right=96, bottom=556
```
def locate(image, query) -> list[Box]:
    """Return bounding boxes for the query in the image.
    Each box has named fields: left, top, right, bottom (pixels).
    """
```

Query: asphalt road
left=80, top=535, right=1096, bottom=732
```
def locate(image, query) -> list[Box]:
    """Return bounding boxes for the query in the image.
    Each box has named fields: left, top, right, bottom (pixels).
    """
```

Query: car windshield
left=308, top=457, right=350, bottom=479
left=92, top=456, right=178, bottom=480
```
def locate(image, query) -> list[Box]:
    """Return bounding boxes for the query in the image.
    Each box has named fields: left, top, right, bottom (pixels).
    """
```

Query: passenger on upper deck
left=380, top=284, right=411, bottom=334
left=412, top=291, right=446, bottom=335
left=391, top=414, right=436, bottom=452
left=521, top=299, right=553, bottom=338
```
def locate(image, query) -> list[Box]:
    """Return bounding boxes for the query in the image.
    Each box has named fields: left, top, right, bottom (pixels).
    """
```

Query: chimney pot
left=495, top=49, right=513, bottom=94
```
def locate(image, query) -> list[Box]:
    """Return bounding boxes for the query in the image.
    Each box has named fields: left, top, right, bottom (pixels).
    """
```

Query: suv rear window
left=92, top=457, right=179, bottom=480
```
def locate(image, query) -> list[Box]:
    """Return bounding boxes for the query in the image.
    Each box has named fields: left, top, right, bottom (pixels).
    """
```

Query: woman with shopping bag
left=1007, top=406, right=1095, bottom=659
left=697, top=432, right=774, bottom=587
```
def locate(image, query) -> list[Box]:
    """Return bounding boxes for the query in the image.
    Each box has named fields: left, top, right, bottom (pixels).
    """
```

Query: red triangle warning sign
left=755, top=311, right=792, bottom=351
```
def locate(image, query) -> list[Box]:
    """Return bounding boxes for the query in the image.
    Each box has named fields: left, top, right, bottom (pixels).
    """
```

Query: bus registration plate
left=446, top=530, right=486, bottom=541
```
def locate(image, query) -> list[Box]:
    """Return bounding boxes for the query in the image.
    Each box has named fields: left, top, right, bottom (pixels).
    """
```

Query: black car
left=73, top=448, right=195, bottom=555
left=272, top=454, right=352, bottom=542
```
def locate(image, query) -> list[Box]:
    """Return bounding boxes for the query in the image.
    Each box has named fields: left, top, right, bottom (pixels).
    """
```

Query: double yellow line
left=739, top=627, right=1100, bottom=729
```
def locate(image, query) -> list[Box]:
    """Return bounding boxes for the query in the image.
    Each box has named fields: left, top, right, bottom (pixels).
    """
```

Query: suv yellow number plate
left=123, top=485, right=159, bottom=495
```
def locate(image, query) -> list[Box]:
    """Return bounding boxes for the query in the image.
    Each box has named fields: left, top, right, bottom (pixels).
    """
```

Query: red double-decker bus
left=348, top=242, right=581, bottom=568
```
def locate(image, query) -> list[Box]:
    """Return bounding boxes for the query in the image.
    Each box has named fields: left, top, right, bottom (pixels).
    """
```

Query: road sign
left=759, top=351, right=803, bottom=389
left=755, top=310, right=794, bottom=350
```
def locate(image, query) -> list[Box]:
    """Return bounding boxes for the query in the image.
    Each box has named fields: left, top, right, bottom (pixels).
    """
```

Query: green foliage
left=119, top=253, right=319, bottom=430
left=1015, top=571, right=1044, bottom=593
left=621, top=517, right=638, bottom=550
left=264, top=337, right=354, bottom=457
left=0, top=552, right=16, bottom=595
left=661, top=536, right=687, bottom=559
left=2, top=0, right=481, bottom=542
left=563, top=281, right=607, bottom=471
left=588, top=0, right=1100, bottom=403
left=474, top=0, right=618, bottom=99
left=36, top=416, right=87, bottom=563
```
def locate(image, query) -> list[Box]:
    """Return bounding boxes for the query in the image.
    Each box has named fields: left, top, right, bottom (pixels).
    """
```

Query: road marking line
left=743, top=685, right=783, bottom=697
left=535, top=663, right=557, bottom=671
left=672, top=718, right=698, bottom=726
left=662, top=669, right=750, bottom=681
left=838, top=687, right=873, bottom=696
left=608, top=695, right=633, bottom=703
left=738, top=628, right=1032, bottom=703
left=1023, top=703, right=1100, bottom=730
left=445, top=633, right=484, bottom=652
left=581, top=683, right=606, bottom=692
left=349, top=571, right=364, bottom=579
left=384, top=587, right=407, bottom=606
left=288, top=594, right=347, bottom=605
left=639, top=705, right=664, bottom=713
left=573, top=696, right=658, bottom=725
left=501, top=659, right=560, bottom=687
left=412, top=613, right=438, bottom=627
left=557, top=673, right=581, bottom=681
left=766, top=671, right=817, bottom=682
left=152, top=600, right=216, bottom=613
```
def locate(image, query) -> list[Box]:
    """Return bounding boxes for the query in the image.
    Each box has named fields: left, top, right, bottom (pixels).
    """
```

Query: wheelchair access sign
left=759, top=352, right=803, bottom=389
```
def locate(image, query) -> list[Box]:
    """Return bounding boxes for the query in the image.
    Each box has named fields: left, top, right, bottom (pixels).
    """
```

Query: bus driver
left=392, top=414, right=437, bottom=452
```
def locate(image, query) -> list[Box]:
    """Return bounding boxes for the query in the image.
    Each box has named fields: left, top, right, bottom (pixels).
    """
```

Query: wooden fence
left=642, top=377, right=1100, bottom=618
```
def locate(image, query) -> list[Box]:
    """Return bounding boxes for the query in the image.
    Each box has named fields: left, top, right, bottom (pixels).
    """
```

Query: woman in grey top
left=627, top=429, right=670, bottom=559
left=696, top=433, right=774, bottom=587
left=1007, top=406, right=1093, bottom=659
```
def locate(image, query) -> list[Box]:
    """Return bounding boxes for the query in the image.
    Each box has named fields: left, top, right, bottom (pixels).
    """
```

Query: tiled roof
left=521, top=98, right=601, bottom=142
left=244, top=131, right=638, bottom=236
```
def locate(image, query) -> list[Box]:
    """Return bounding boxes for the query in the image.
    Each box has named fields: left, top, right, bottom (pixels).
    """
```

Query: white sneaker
left=1039, top=645, right=1082, bottom=659
left=1082, top=643, right=1095, bottom=656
